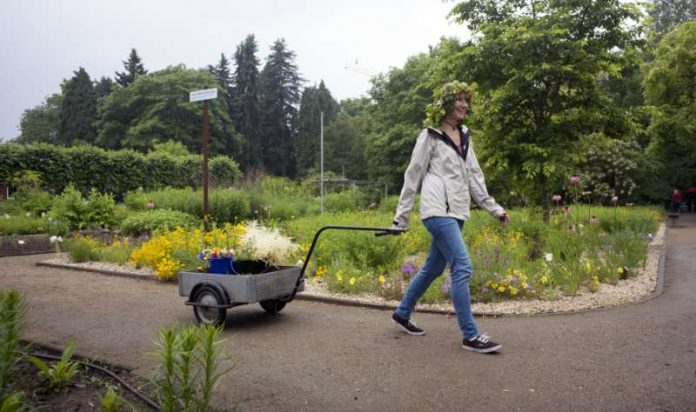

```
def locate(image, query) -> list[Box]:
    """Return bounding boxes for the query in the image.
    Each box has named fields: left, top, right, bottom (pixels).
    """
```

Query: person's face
left=450, top=93, right=469, bottom=121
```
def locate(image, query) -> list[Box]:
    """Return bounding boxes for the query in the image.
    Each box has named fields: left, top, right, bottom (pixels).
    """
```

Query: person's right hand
left=391, top=221, right=408, bottom=233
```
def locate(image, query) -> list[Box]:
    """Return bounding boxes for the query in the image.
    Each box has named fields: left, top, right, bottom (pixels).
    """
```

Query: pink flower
left=569, top=176, right=581, bottom=184
left=611, top=196, right=619, bottom=204
left=552, top=194, right=562, bottom=203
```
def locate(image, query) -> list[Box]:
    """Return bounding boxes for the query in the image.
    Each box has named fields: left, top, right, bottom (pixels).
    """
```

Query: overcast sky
left=0, top=0, right=469, bottom=141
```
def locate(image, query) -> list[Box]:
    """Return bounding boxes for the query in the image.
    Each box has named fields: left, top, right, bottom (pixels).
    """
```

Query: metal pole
left=320, top=111, right=324, bottom=214
left=202, top=100, right=210, bottom=232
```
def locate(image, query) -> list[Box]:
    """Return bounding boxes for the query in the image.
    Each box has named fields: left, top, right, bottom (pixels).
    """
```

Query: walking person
left=390, top=81, right=509, bottom=354
left=671, top=188, right=682, bottom=213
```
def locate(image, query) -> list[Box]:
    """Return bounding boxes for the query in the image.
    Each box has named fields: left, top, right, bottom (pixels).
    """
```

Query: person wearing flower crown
left=390, top=81, right=509, bottom=354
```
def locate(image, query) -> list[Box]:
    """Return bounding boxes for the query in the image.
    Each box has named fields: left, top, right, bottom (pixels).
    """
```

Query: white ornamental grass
left=241, top=222, right=298, bottom=265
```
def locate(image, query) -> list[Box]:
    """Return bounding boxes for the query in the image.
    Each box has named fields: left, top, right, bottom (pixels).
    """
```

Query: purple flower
left=569, top=176, right=581, bottom=184
left=482, top=286, right=489, bottom=293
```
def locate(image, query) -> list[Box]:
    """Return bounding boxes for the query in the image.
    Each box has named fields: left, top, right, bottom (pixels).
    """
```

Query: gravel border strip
left=36, top=223, right=666, bottom=317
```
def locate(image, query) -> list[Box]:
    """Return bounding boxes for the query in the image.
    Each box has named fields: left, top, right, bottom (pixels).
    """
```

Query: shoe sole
left=392, top=319, right=425, bottom=336
left=461, top=343, right=502, bottom=353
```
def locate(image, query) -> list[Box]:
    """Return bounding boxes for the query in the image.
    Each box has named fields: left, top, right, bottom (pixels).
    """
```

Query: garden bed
left=39, top=222, right=665, bottom=316
left=0, top=234, right=53, bottom=257
left=9, top=343, right=154, bottom=411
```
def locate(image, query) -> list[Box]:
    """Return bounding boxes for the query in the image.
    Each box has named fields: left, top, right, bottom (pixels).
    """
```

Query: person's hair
left=424, top=81, right=476, bottom=127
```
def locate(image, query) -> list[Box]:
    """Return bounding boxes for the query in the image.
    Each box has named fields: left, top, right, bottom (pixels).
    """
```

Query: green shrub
left=120, top=209, right=199, bottom=236
left=0, top=215, right=48, bottom=235
left=50, top=186, right=116, bottom=230
left=97, top=239, right=134, bottom=265
left=65, top=236, right=102, bottom=263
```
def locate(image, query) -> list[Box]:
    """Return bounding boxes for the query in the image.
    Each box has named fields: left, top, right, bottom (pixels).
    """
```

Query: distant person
left=671, top=188, right=682, bottom=213
left=389, top=81, right=509, bottom=354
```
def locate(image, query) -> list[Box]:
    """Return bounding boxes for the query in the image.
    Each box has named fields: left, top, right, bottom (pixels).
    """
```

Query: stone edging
left=36, top=222, right=667, bottom=317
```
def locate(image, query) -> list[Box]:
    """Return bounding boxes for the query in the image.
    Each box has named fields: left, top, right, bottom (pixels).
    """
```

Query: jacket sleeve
left=393, top=129, right=433, bottom=227
left=468, top=140, right=505, bottom=217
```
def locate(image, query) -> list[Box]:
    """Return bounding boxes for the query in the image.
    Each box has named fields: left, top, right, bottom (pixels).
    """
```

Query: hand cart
left=177, top=225, right=404, bottom=325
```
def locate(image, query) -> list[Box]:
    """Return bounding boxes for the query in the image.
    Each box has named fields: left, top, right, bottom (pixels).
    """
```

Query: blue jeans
left=395, top=217, right=479, bottom=339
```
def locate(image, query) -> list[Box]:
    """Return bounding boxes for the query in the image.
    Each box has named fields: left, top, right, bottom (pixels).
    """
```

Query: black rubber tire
left=193, top=285, right=227, bottom=326
left=259, top=299, right=286, bottom=315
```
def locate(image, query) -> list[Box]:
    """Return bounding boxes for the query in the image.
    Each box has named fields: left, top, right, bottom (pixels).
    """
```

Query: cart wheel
left=259, top=299, right=286, bottom=315
left=193, top=286, right=227, bottom=326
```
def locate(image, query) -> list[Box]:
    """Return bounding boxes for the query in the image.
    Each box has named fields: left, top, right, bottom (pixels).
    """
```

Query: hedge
left=0, top=143, right=241, bottom=199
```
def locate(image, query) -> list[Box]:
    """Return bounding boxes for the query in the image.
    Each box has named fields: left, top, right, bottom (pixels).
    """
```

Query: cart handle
left=289, top=225, right=406, bottom=301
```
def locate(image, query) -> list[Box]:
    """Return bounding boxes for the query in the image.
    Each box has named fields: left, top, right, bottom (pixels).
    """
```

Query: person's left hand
left=499, top=213, right=510, bottom=225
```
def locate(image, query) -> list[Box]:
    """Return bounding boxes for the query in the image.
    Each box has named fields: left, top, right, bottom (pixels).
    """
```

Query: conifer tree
left=208, top=53, right=232, bottom=91
left=231, top=35, right=263, bottom=173
left=115, top=48, right=147, bottom=87
left=258, top=39, right=303, bottom=177
left=58, top=67, right=97, bottom=145
left=295, top=80, right=338, bottom=177
left=94, top=76, right=115, bottom=98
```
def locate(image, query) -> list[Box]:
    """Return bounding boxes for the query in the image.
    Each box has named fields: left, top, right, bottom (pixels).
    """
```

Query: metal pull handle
left=375, top=228, right=407, bottom=237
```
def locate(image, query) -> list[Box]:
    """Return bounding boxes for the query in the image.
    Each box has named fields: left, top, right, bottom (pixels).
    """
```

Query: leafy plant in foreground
left=27, top=337, right=80, bottom=392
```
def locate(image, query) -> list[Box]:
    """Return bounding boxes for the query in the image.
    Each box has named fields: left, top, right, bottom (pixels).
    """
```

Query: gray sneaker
left=462, top=333, right=501, bottom=353
left=392, top=313, right=425, bottom=336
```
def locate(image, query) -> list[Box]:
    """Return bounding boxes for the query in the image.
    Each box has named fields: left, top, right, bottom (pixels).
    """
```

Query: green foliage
left=59, top=67, right=97, bottom=145
left=96, top=65, right=241, bottom=157
left=323, top=103, right=370, bottom=180
left=50, top=186, right=116, bottom=230
left=0, top=391, right=27, bottom=412
left=142, top=187, right=250, bottom=225
left=17, top=93, right=62, bottom=144
left=115, top=48, right=147, bottom=87
left=648, top=0, right=696, bottom=39
left=0, top=143, right=240, bottom=200
left=643, top=20, right=696, bottom=189
left=65, top=236, right=102, bottom=263
left=440, top=0, right=642, bottom=205
left=27, top=337, right=80, bottom=393
left=258, top=39, right=302, bottom=177
left=99, top=387, right=129, bottom=412
left=231, top=35, right=263, bottom=173
left=96, top=238, right=134, bottom=265
left=120, top=209, right=199, bottom=236
left=0, top=291, right=27, bottom=404
left=0, top=215, right=48, bottom=235
left=296, top=81, right=339, bottom=177
left=150, top=140, right=191, bottom=157
left=153, top=324, right=232, bottom=412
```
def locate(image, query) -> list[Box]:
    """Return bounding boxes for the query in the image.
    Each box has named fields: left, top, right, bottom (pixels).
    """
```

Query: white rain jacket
left=392, top=126, right=505, bottom=228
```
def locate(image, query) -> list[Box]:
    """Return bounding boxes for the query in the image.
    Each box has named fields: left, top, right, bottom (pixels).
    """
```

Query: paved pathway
left=2, top=215, right=696, bottom=411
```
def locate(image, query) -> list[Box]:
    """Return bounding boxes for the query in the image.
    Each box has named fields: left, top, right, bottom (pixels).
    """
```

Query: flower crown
left=424, top=81, right=476, bottom=128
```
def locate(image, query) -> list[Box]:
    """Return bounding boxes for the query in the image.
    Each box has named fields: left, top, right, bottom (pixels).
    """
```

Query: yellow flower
left=540, top=275, right=549, bottom=285
left=508, top=286, right=518, bottom=297
left=585, top=262, right=592, bottom=273
left=378, top=275, right=386, bottom=285
left=497, top=286, right=506, bottom=294
left=617, top=267, right=624, bottom=274
left=349, top=277, right=356, bottom=286
left=336, top=273, right=343, bottom=283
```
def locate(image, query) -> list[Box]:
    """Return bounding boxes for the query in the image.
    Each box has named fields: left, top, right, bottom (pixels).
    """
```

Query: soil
left=9, top=343, right=155, bottom=411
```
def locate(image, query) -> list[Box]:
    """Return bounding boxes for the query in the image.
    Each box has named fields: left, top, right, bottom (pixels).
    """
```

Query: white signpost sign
left=190, top=87, right=218, bottom=231
left=189, top=88, right=218, bottom=102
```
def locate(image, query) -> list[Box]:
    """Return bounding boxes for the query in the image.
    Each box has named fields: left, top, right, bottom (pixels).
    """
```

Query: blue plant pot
left=208, top=257, right=236, bottom=275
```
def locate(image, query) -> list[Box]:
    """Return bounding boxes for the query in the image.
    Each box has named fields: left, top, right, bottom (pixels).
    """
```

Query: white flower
left=3, top=214, right=9, bottom=219
left=17, top=240, right=25, bottom=245
left=25, top=212, right=31, bottom=217
left=50, top=235, right=57, bottom=243
left=41, top=212, right=46, bottom=217
left=544, top=253, right=553, bottom=262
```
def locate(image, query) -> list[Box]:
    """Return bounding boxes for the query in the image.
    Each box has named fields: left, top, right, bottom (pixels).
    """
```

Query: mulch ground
left=9, top=343, right=155, bottom=411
